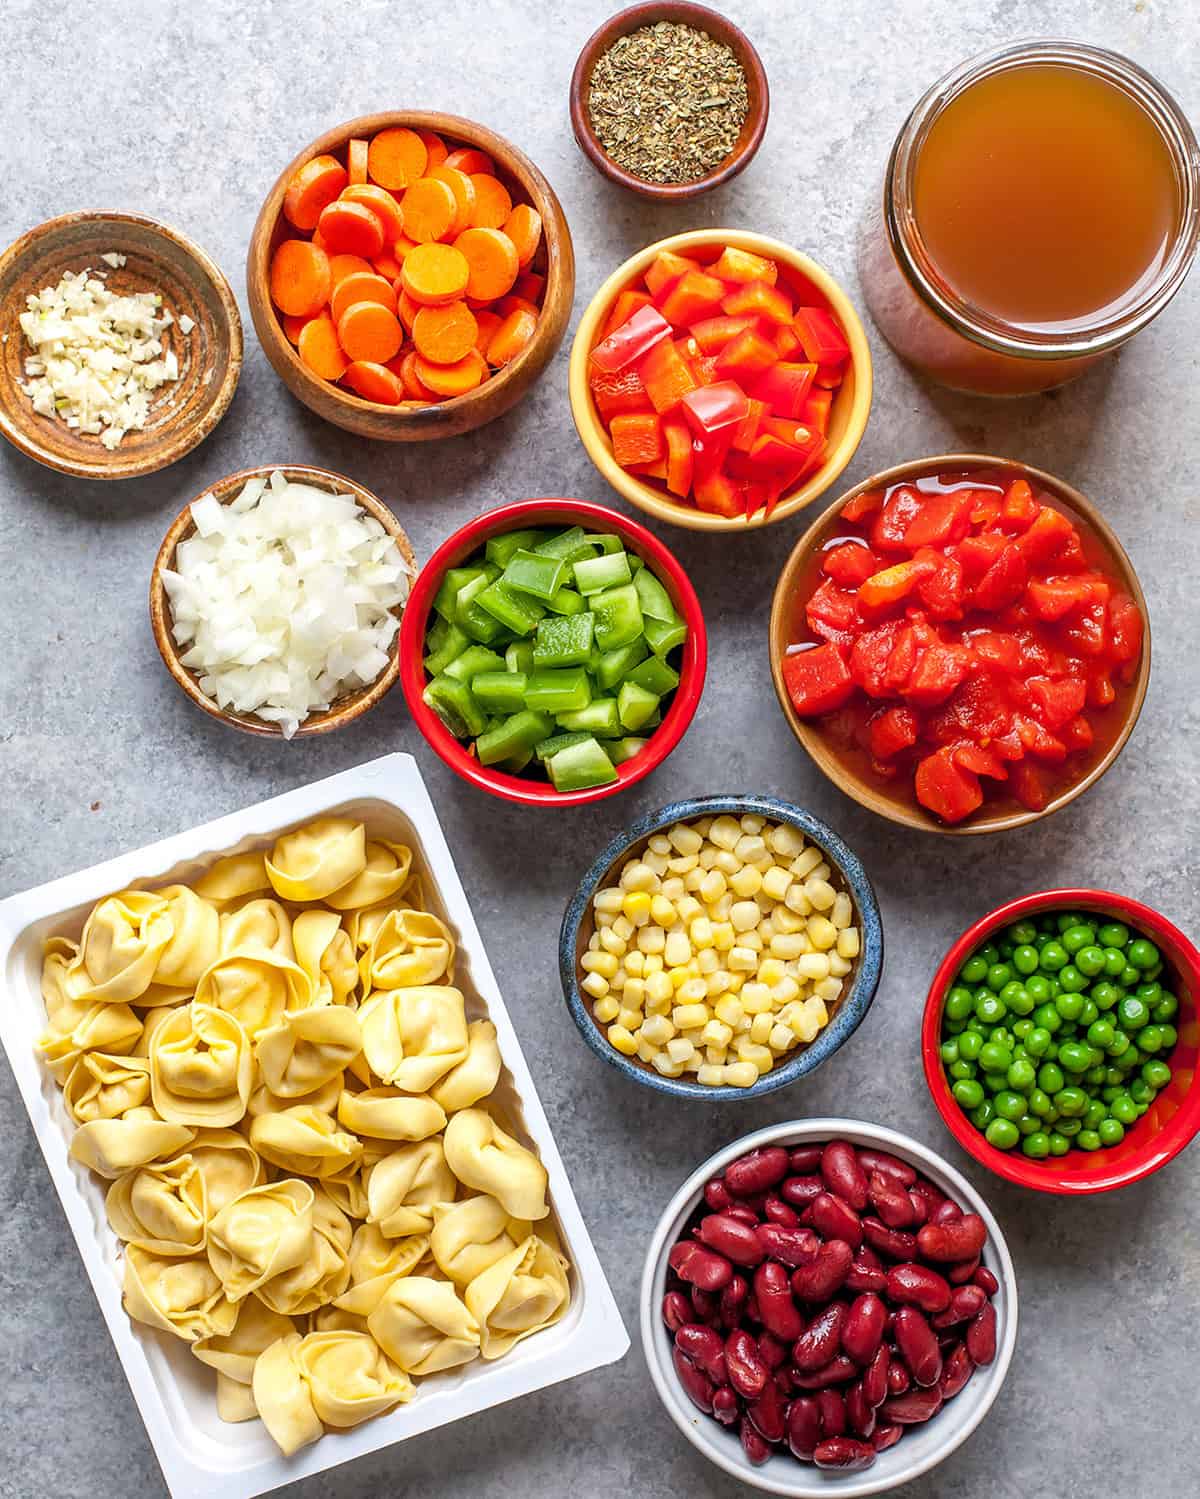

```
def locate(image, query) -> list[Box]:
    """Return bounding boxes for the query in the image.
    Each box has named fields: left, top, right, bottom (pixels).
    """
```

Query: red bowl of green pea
left=922, top=890, right=1200, bottom=1194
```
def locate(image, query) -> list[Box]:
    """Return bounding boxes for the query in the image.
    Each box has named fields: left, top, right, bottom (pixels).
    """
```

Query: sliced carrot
left=367, top=127, right=428, bottom=190
left=343, top=360, right=403, bottom=404
left=412, top=300, right=478, bottom=364
left=347, top=139, right=369, bottom=186
left=429, top=166, right=476, bottom=236
left=414, top=348, right=487, bottom=396
left=400, top=349, right=438, bottom=400
left=298, top=314, right=349, bottom=380
left=372, top=250, right=404, bottom=281
left=270, top=240, right=332, bottom=318
left=468, top=174, right=512, bottom=230
left=318, top=200, right=385, bottom=259
left=402, top=178, right=458, bottom=244
left=487, top=307, right=537, bottom=367
left=397, top=288, right=422, bottom=331
left=331, top=271, right=397, bottom=324
left=495, top=294, right=540, bottom=319
left=444, top=146, right=494, bottom=176
left=401, top=242, right=471, bottom=306
left=394, top=233, right=418, bottom=259
left=416, top=129, right=448, bottom=170
left=282, top=314, right=310, bottom=345
left=311, top=226, right=330, bottom=252
left=329, top=253, right=374, bottom=287
left=337, top=301, right=404, bottom=364
left=283, top=154, right=347, bottom=231
left=503, top=204, right=543, bottom=267
left=454, top=227, right=519, bottom=302
left=515, top=269, right=545, bottom=303
left=341, top=184, right=406, bottom=245
left=474, top=309, right=503, bottom=360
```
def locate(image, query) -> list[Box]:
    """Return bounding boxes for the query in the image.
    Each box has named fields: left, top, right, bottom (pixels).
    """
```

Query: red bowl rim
left=922, top=889, right=1200, bottom=1194
left=399, top=498, right=708, bottom=806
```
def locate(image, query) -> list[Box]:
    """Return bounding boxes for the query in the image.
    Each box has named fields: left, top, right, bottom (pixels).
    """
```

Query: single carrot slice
left=429, top=166, right=476, bottom=236
left=298, top=313, right=349, bottom=380
left=283, top=154, right=347, bottom=231
left=311, top=226, right=329, bottom=252
left=402, top=242, right=471, bottom=306
left=337, top=301, right=404, bottom=363
left=412, top=300, right=478, bottom=364
left=329, top=253, right=374, bottom=287
left=347, top=139, right=369, bottom=186
left=270, top=240, right=332, bottom=318
left=394, top=233, right=418, bottom=259
left=343, top=359, right=404, bottom=404
left=414, top=348, right=487, bottom=396
left=495, top=294, right=539, bottom=319
left=400, top=349, right=438, bottom=400
left=402, top=177, right=458, bottom=243
left=468, top=174, right=512, bottom=230
left=368, top=127, right=428, bottom=190
left=341, top=184, right=406, bottom=245
left=331, top=271, right=397, bottom=324
left=474, top=309, right=503, bottom=360
left=488, top=307, right=538, bottom=366
left=417, top=129, right=448, bottom=169
left=454, top=227, right=519, bottom=301
left=373, top=250, right=404, bottom=281
left=503, top=204, right=543, bottom=267
left=444, top=146, right=494, bottom=176
left=515, top=269, right=545, bottom=303
left=281, top=314, right=310, bottom=345
left=318, top=200, right=385, bottom=259
left=396, top=288, right=422, bottom=331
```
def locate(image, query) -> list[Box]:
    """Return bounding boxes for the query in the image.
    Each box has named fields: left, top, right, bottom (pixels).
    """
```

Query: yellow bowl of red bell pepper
left=568, top=229, right=873, bottom=531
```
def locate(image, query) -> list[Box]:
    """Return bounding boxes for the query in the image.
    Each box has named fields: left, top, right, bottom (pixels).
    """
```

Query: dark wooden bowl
left=569, top=2, right=769, bottom=201
left=0, top=212, right=241, bottom=479
left=149, top=465, right=416, bottom=737
left=247, top=112, right=574, bottom=442
left=768, top=455, right=1152, bottom=836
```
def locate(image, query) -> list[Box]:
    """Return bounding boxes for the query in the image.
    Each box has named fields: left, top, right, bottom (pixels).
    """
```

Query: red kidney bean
left=931, top=1285, right=986, bottom=1328
left=789, top=1144, right=824, bottom=1173
left=810, top=1192, right=864, bottom=1247
left=780, top=1173, right=824, bottom=1208
left=845, top=1256, right=888, bottom=1294
left=907, top=1190, right=930, bottom=1226
left=814, top=1437, right=877, bottom=1471
left=791, top=1354, right=860, bottom=1389
left=724, top=1329, right=769, bottom=1400
left=948, top=1254, right=982, bottom=1284
left=974, top=1265, right=999, bottom=1296
left=931, top=1198, right=962, bottom=1225
left=725, top=1146, right=790, bottom=1197
left=758, top=1224, right=820, bottom=1267
left=886, top=1359, right=910, bottom=1396
left=697, top=1212, right=766, bottom=1267
left=893, top=1307, right=943, bottom=1388
left=775, top=1364, right=795, bottom=1395
left=872, top=1423, right=903, bottom=1452
left=744, top=1290, right=761, bottom=1324
left=855, top=1148, right=916, bottom=1187
left=966, top=1302, right=997, bottom=1366
left=704, top=1177, right=732, bottom=1211
left=661, top=1291, right=691, bottom=1332
left=689, top=1286, right=721, bottom=1326
left=821, top=1141, right=869, bottom=1210
left=747, top=1376, right=787, bottom=1443
left=764, top=1194, right=800, bottom=1229
left=862, top=1218, right=917, bottom=1260
left=791, top=1239, right=854, bottom=1302
left=867, top=1171, right=919, bottom=1229
left=675, top=1324, right=728, bottom=1384
left=887, top=1263, right=952, bottom=1314
left=725, top=1204, right=761, bottom=1228
left=917, top=1213, right=987, bottom=1263
left=909, top=1177, right=948, bottom=1213
left=786, top=1395, right=822, bottom=1460
left=881, top=1387, right=944, bottom=1424
left=842, top=1292, right=888, bottom=1365
left=816, top=1387, right=847, bottom=1438
left=740, top=1413, right=773, bottom=1465
left=862, top=1344, right=890, bottom=1408
left=845, top=1380, right=878, bottom=1440
left=719, top=1274, right=748, bottom=1328
left=757, top=1331, right=788, bottom=1369
left=672, top=1345, right=715, bottom=1414
left=793, top=1301, right=848, bottom=1371
left=711, top=1386, right=739, bottom=1426
left=939, top=1342, right=974, bottom=1400
left=753, top=1260, right=804, bottom=1341
left=670, top=1240, right=733, bottom=1291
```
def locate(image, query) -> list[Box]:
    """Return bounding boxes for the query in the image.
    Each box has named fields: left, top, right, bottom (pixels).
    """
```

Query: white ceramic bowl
left=640, top=1119, right=1018, bottom=1496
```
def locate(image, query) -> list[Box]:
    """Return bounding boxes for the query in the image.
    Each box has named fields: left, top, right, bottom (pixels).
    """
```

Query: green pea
left=952, top=1079, right=984, bottom=1110
left=1086, top=1017, right=1114, bottom=1047
left=1061, top=925, right=1095, bottom=955
left=1048, top=1132, right=1071, bottom=1156
left=1137, top=1025, right=1164, bottom=1054
left=1033, top=1003, right=1063, bottom=1034
left=960, top=955, right=989, bottom=985
left=1008, top=921, right=1039, bottom=946
left=1083, top=1101, right=1107, bottom=1130
left=1119, top=965, right=1141, bottom=989
left=970, top=1100, right=995, bottom=1129
left=956, top=1030, right=983, bottom=1062
left=1028, top=1087, right=1053, bottom=1118
left=1117, top=996, right=1150, bottom=1031
left=1055, top=991, right=1085, bottom=1022
left=1143, top=1060, right=1171, bottom=1089
left=1091, top=982, right=1121, bottom=1011
left=1040, top=941, right=1068, bottom=971
left=992, top=1090, right=1024, bottom=1121
left=1011, top=1019, right=1034, bottom=1041
left=944, top=1018, right=966, bottom=1036
left=1007, top=1058, right=1037, bottom=1092
left=1016, top=1113, right=1040, bottom=1136
left=940, top=1039, right=959, bottom=1064
left=1085, top=1064, right=1108, bottom=1086
left=975, top=993, right=1007, bottom=1024
left=1128, top=1079, right=1153, bottom=1105
left=1135, top=981, right=1162, bottom=1005
left=978, top=942, right=1000, bottom=965
left=1128, top=939, right=1159, bottom=970
left=1022, top=1131, right=1052, bottom=1159
left=966, top=1017, right=985, bottom=1034
left=990, top=1027, right=1014, bottom=1050
left=944, top=985, right=974, bottom=1021
left=986, top=963, right=1013, bottom=991
left=1057, top=965, right=1088, bottom=995
left=1025, top=1027, right=1053, bottom=1058
left=1058, top=1041, right=1092, bottom=1073
left=948, top=1060, right=975, bottom=1080
left=1158, top=1023, right=1178, bottom=1049
left=1117, top=1046, right=1141, bottom=1072
left=1152, top=993, right=1179, bottom=1023
left=1025, top=974, right=1053, bottom=1004
left=983, top=1070, right=1008, bottom=1095
left=1075, top=945, right=1107, bottom=978
left=979, top=1042, right=1013, bottom=1074
left=1106, top=1030, right=1132, bottom=1058
left=1055, top=1086, right=1088, bottom=1117
left=1055, top=914, right=1076, bottom=933
left=1098, top=921, right=1129, bottom=949
left=1098, top=1117, right=1125, bottom=1147
left=1078, top=999, right=1099, bottom=1026
left=1111, top=1095, right=1139, bottom=1125
left=1056, top=1117, right=1083, bottom=1138
left=1038, top=1062, right=1065, bottom=1094
left=1077, top=1129, right=1102, bottom=1152
left=1012, top=945, right=1039, bottom=976
left=1144, top=960, right=1164, bottom=982
left=1102, top=947, right=1128, bottom=977
left=985, top=1117, right=1020, bottom=1150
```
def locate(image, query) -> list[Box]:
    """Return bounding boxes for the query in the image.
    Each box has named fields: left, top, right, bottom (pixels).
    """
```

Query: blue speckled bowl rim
left=558, top=795, right=884, bottom=1100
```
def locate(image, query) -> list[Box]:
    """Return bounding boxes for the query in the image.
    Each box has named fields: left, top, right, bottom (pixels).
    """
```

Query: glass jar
left=859, top=40, right=1200, bottom=396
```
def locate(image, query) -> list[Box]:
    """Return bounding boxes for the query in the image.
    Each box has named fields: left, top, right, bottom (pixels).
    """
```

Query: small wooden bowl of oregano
left=570, top=2, right=769, bottom=201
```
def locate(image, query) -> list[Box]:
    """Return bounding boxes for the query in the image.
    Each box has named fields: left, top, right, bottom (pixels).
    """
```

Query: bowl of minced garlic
left=570, top=4, right=770, bottom=200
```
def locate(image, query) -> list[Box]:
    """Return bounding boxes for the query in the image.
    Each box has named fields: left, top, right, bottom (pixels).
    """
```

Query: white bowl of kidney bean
left=640, top=1120, right=1017, bottom=1494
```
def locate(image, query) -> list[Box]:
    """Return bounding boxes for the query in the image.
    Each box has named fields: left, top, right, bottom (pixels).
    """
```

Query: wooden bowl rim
left=0, top=210, right=243, bottom=480
left=149, top=464, right=415, bottom=737
left=247, top=110, right=573, bottom=432
left=767, top=453, right=1153, bottom=836
left=568, top=0, right=770, bottom=201
left=568, top=228, right=873, bottom=531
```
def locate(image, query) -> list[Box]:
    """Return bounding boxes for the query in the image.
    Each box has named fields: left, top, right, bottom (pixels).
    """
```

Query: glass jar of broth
left=859, top=40, right=1200, bottom=395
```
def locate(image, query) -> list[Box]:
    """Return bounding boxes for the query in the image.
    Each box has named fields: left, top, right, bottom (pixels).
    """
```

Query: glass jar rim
left=884, top=38, right=1200, bottom=360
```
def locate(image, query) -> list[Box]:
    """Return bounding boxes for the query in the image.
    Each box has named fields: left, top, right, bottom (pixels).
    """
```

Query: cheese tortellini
left=36, top=816, right=570, bottom=1458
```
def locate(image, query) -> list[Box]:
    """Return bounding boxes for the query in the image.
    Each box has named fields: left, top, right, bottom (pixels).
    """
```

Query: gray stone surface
left=1, top=0, right=1198, bottom=1495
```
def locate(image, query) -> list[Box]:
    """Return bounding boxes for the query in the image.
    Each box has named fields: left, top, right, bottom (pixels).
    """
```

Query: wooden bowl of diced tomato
left=247, top=112, right=574, bottom=440
left=568, top=230, right=872, bottom=530
left=769, top=455, right=1151, bottom=834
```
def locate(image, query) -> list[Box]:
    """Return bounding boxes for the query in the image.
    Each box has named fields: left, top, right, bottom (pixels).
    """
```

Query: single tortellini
left=257, top=1190, right=353, bottom=1317
left=443, top=1109, right=550, bottom=1220
left=193, top=1295, right=294, bottom=1384
left=367, top=1276, right=481, bottom=1376
left=249, top=1106, right=363, bottom=1180
left=359, top=985, right=469, bottom=1094
left=253, top=1330, right=412, bottom=1456
left=42, top=935, right=79, bottom=1016
left=69, top=1111, right=194, bottom=1179
left=359, top=910, right=455, bottom=994
left=219, top=898, right=294, bottom=960
left=310, top=1305, right=369, bottom=1335
left=248, top=1072, right=343, bottom=1120
left=323, top=1158, right=370, bottom=1222
left=207, top=1180, right=315, bottom=1301
left=150, top=1003, right=253, bottom=1127
left=130, top=1005, right=179, bottom=1058
left=292, top=910, right=358, bottom=1007
left=337, top=1087, right=446, bottom=1143
left=217, top=1374, right=259, bottom=1423
left=366, top=1138, right=457, bottom=1238
left=266, top=819, right=367, bottom=903
left=107, top=1154, right=207, bottom=1255
left=335, top=1224, right=430, bottom=1316
left=465, top=1234, right=570, bottom=1359
left=431, top=1196, right=529, bottom=1289
left=429, top=1019, right=503, bottom=1113
left=151, top=884, right=221, bottom=990
left=66, top=890, right=173, bottom=1004
left=123, top=1245, right=237, bottom=1343
left=193, top=850, right=271, bottom=905
left=194, top=950, right=312, bottom=1039
left=251, top=1333, right=324, bottom=1456
left=255, top=1004, right=362, bottom=1099
left=38, top=996, right=142, bottom=1083
left=63, top=1052, right=151, bottom=1124
left=324, top=840, right=413, bottom=912
left=184, top=1127, right=265, bottom=1216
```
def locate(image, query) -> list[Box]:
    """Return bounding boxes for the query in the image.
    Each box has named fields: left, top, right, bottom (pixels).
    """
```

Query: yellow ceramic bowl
left=568, top=230, right=873, bottom=532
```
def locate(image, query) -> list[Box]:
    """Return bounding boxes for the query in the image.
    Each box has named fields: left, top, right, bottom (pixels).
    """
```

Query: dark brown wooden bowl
left=149, top=465, right=416, bottom=737
left=247, top=112, right=574, bottom=442
left=0, top=212, right=242, bottom=480
left=569, top=2, right=769, bottom=201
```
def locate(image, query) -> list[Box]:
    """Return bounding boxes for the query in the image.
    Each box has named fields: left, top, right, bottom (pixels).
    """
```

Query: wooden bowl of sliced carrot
left=247, top=111, right=574, bottom=441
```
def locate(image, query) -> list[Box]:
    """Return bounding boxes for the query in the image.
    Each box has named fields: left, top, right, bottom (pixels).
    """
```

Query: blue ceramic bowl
left=559, top=795, right=884, bottom=1100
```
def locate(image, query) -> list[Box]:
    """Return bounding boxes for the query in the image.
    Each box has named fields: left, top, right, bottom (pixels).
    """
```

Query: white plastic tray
left=0, top=753, right=628, bottom=1499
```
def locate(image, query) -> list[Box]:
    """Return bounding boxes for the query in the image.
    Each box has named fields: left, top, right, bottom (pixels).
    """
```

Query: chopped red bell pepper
left=693, top=469, right=744, bottom=516
left=644, top=251, right=701, bottom=298
left=730, top=397, right=767, bottom=453
left=715, top=328, right=779, bottom=381
left=902, top=491, right=975, bottom=550
left=681, top=380, right=750, bottom=436
left=638, top=336, right=699, bottom=414
left=589, top=364, right=653, bottom=422
left=822, top=541, right=879, bottom=589
left=713, top=246, right=778, bottom=285
left=721, top=279, right=794, bottom=326
left=915, top=747, right=983, bottom=823
left=872, top=486, right=924, bottom=552
left=783, top=644, right=854, bottom=715
left=793, top=306, right=851, bottom=367
left=747, top=431, right=808, bottom=472
left=773, top=324, right=803, bottom=360
left=663, top=418, right=693, bottom=498
left=751, top=361, right=816, bottom=417
left=869, top=705, right=918, bottom=759
left=689, top=315, right=756, bottom=353
left=609, top=411, right=663, bottom=468
left=801, top=387, right=833, bottom=435
left=658, top=270, right=727, bottom=327
left=628, top=455, right=668, bottom=480
left=590, top=306, right=672, bottom=373
left=602, top=288, right=653, bottom=339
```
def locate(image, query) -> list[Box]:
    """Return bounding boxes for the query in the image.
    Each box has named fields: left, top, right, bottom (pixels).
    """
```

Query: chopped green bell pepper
left=524, top=668, right=593, bottom=714
left=547, top=736, right=618, bottom=791
left=485, top=529, right=545, bottom=568
left=502, top=548, right=569, bottom=601
left=633, top=567, right=675, bottom=622
left=476, top=579, right=544, bottom=635
left=592, top=583, right=644, bottom=651
left=471, top=671, right=529, bottom=714
left=443, top=645, right=505, bottom=682
left=476, top=709, right=555, bottom=766
left=424, top=675, right=487, bottom=739
left=573, top=551, right=632, bottom=595
left=532, top=611, right=595, bottom=667
left=557, top=697, right=621, bottom=737
left=617, top=679, right=660, bottom=731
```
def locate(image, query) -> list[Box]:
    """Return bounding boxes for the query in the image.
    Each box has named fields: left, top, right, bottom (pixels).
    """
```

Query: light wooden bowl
left=568, top=229, right=872, bottom=531
left=768, top=454, right=1152, bottom=835
left=0, top=212, right=242, bottom=480
left=149, top=465, right=416, bottom=737
left=247, top=111, right=574, bottom=441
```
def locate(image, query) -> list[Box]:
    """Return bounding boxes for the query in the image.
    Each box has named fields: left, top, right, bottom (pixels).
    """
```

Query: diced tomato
left=858, top=558, right=932, bottom=610
left=999, top=479, right=1039, bottom=532
left=1060, top=715, right=1094, bottom=752
left=954, top=744, right=1009, bottom=781
left=926, top=674, right=1013, bottom=743
left=954, top=531, right=1007, bottom=583
left=915, top=549, right=964, bottom=620
left=904, top=643, right=971, bottom=707
left=722, top=279, right=794, bottom=326
left=806, top=579, right=862, bottom=646
left=637, top=336, right=699, bottom=414
left=915, top=747, right=983, bottom=823
left=883, top=622, right=921, bottom=692
left=1027, top=574, right=1107, bottom=621
left=871, top=486, right=924, bottom=552
left=842, top=488, right=883, bottom=522
left=589, top=364, right=653, bottom=422
left=1027, top=675, right=1087, bottom=730
left=1013, top=628, right=1052, bottom=675
left=1010, top=760, right=1048, bottom=812
left=1016, top=715, right=1067, bottom=762
left=751, top=361, right=817, bottom=417
left=902, top=491, right=974, bottom=550
left=1059, top=600, right=1108, bottom=657
left=969, top=492, right=1003, bottom=529
left=1014, top=504, right=1075, bottom=567
left=1087, top=667, right=1116, bottom=707
left=850, top=621, right=904, bottom=697
left=968, top=630, right=1022, bottom=675
left=991, top=730, right=1026, bottom=763
left=1107, top=592, right=1144, bottom=665
left=868, top=705, right=918, bottom=759
left=644, top=251, right=701, bottom=298
left=690, top=315, right=756, bottom=353
left=822, top=541, right=879, bottom=589
left=971, top=543, right=1027, bottom=612
left=782, top=644, right=854, bottom=715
